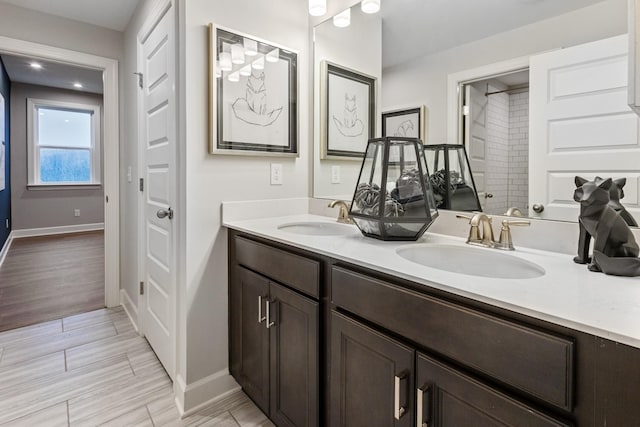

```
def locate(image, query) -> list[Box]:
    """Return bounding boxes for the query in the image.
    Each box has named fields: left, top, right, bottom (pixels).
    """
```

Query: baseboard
left=11, top=223, right=105, bottom=238
left=0, top=232, right=14, bottom=267
left=120, top=289, right=139, bottom=333
left=174, top=371, right=240, bottom=418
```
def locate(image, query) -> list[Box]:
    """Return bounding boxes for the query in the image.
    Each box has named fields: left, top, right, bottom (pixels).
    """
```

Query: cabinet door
left=269, top=282, right=319, bottom=427
left=330, top=311, right=414, bottom=427
left=416, top=353, right=570, bottom=427
left=233, top=267, right=270, bottom=414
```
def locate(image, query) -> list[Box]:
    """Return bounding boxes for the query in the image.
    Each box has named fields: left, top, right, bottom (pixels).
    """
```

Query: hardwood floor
left=0, top=307, right=273, bottom=426
left=0, top=232, right=105, bottom=332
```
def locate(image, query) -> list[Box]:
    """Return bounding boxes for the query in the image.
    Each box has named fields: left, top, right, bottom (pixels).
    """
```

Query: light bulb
left=244, top=38, right=258, bottom=56
left=231, top=44, right=245, bottom=65
left=228, top=71, right=240, bottom=83
left=361, top=0, right=380, bottom=14
left=30, top=62, right=42, bottom=69
left=309, top=0, right=326, bottom=16
left=219, top=52, right=232, bottom=71
left=266, top=48, right=279, bottom=63
left=333, top=8, right=351, bottom=28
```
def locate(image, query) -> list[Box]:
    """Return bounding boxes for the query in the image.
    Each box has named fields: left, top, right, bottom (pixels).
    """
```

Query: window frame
left=27, top=98, right=101, bottom=188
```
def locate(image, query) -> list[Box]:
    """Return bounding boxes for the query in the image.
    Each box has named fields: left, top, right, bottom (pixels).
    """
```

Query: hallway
left=0, top=231, right=104, bottom=332
left=0, top=307, right=272, bottom=426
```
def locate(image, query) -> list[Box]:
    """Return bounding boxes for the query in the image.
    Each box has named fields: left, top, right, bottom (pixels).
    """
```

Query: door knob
left=157, top=207, right=174, bottom=220
left=532, top=204, right=544, bottom=213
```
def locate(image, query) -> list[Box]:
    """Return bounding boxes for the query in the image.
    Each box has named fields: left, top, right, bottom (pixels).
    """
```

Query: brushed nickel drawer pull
left=394, top=372, right=407, bottom=420
left=417, top=384, right=431, bottom=427
left=266, top=299, right=275, bottom=329
left=258, top=295, right=266, bottom=324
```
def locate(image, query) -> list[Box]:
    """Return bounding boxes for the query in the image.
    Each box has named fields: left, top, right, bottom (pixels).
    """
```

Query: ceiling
left=0, top=0, right=140, bottom=31
left=381, top=0, right=608, bottom=68
left=0, top=54, right=104, bottom=94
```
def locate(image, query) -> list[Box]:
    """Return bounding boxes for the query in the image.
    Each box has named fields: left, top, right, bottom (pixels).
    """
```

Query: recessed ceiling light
left=73, top=83, right=83, bottom=88
left=30, top=62, right=42, bottom=69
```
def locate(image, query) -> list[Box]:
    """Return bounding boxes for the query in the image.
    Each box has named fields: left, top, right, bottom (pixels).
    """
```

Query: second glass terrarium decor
left=349, top=137, right=438, bottom=241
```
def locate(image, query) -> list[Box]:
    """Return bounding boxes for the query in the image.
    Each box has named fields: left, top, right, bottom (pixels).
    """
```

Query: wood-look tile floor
left=0, top=232, right=105, bottom=332
left=0, top=307, right=273, bottom=427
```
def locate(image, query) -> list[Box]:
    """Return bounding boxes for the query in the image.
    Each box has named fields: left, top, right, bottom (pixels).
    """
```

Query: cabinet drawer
left=235, top=236, right=319, bottom=298
left=331, top=266, right=574, bottom=412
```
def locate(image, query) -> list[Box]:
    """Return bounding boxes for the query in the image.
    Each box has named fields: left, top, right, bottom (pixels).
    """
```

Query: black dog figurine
left=573, top=176, right=640, bottom=276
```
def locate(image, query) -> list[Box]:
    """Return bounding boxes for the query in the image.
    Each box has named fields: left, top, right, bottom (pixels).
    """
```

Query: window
left=27, top=99, right=101, bottom=187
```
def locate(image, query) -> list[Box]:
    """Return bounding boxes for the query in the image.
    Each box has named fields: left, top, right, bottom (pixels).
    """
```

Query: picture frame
left=208, top=24, right=298, bottom=156
left=381, top=106, right=427, bottom=143
left=320, top=60, right=376, bottom=160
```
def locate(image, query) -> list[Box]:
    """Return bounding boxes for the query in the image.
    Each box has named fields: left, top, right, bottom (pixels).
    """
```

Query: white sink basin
left=396, top=244, right=545, bottom=279
left=278, top=221, right=356, bottom=236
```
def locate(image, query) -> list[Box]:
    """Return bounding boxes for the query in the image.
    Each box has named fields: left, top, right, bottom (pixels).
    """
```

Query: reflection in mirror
left=313, top=0, right=635, bottom=224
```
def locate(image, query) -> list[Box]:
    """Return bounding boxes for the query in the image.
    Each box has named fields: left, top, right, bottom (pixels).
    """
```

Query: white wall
left=508, top=91, right=529, bottom=211
left=179, top=0, right=311, bottom=408
left=484, top=82, right=509, bottom=214
left=313, top=7, right=381, bottom=199
left=382, top=0, right=628, bottom=144
left=10, top=83, right=104, bottom=229
left=0, top=3, right=122, bottom=60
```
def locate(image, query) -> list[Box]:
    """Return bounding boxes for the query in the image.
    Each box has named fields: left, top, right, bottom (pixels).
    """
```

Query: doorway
left=461, top=70, right=530, bottom=215
left=0, top=37, right=120, bottom=314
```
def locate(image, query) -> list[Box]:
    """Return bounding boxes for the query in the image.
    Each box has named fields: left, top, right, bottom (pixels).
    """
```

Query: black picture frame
left=381, top=106, right=426, bottom=143
left=321, top=61, right=376, bottom=160
left=209, top=25, right=298, bottom=156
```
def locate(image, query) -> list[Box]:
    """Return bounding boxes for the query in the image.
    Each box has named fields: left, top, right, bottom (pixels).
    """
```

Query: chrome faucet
left=328, top=200, right=352, bottom=224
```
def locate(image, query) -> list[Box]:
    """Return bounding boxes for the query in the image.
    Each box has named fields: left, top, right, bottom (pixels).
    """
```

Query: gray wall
left=10, top=82, right=104, bottom=230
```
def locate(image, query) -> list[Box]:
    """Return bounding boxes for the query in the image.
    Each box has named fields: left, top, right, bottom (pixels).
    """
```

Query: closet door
left=529, top=34, right=640, bottom=221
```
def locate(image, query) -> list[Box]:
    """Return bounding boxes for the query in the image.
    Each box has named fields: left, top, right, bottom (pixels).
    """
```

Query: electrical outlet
left=331, top=165, right=341, bottom=184
left=74, top=209, right=80, bottom=217
left=270, top=163, right=283, bottom=185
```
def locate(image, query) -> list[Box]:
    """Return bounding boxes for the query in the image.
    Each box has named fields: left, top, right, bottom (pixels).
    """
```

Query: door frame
left=446, top=55, right=530, bottom=145
left=0, top=35, right=120, bottom=308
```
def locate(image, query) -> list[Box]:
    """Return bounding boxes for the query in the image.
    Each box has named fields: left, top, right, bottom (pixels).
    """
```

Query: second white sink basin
left=396, top=244, right=545, bottom=279
left=278, top=221, right=356, bottom=236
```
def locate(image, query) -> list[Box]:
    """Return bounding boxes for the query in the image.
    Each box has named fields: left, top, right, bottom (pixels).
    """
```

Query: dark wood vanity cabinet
left=228, top=231, right=640, bottom=426
left=229, top=235, right=319, bottom=427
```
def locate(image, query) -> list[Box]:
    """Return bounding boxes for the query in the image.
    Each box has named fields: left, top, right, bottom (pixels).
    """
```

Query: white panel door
left=529, top=35, right=640, bottom=221
left=465, top=82, right=489, bottom=211
left=138, top=4, right=176, bottom=378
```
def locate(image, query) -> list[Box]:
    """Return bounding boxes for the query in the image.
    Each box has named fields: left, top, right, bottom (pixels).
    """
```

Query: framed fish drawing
left=209, top=25, right=298, bottom=156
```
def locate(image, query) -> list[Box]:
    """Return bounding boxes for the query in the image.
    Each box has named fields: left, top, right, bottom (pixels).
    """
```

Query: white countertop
left=223, top=213, right=640, bottom=349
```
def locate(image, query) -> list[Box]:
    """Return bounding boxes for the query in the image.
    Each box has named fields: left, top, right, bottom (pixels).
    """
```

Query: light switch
left=270, top=163, right=283, bottom=185
left=331, top=165, right=341, bottom=184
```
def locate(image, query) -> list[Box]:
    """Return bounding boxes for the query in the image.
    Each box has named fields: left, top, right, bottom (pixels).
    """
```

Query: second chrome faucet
left=457, top=212, right=529, bottom=250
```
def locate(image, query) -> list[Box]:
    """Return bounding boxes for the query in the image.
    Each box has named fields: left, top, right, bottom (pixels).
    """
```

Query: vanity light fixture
left=228, top=71, right=240, bottom=83
left=266, top=48, right=280, bottom=63
left=239, top=64, right=252, bottom=77
left=73, top=82, right=83, bottom=88
left=231, top=44, right=245, bottom=64
left=219, top=51, right=232, bottom=71
left=243, top=38, right=258, bottom=56
left=333, top=8, right=351, bottom=28
left=361, top=0, right=380, bottom=14
left=309, top=0, right=326, bottom=16
left=30, top=62, right=42, bottom=69
left=252, top=54, right=265, bottom=70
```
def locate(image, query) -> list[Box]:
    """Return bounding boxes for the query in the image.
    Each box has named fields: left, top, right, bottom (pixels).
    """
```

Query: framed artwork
left=209, top=25, right=298, bottom=156
left=320, top=60, right=376, bottom=160
left=382, top=106, right=427, bottom=143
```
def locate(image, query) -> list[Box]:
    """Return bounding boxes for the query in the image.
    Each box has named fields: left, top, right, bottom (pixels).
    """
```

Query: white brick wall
left=508, top=91, right=529, bottom=212
left=485, top=85, right=510, bottom=214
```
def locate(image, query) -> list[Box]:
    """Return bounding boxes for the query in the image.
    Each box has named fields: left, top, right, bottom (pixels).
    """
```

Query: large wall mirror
left=313, top=0, right=640, bottom=225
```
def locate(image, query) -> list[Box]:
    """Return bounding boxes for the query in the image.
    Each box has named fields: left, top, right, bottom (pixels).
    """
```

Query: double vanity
left=224, top=204, right=640, bottom=426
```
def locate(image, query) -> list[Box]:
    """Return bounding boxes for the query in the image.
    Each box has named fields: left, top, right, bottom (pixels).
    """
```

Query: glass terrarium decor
left=424, top=144, right=481, bottom=212
left=349, top=137, right=438, bottom=241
